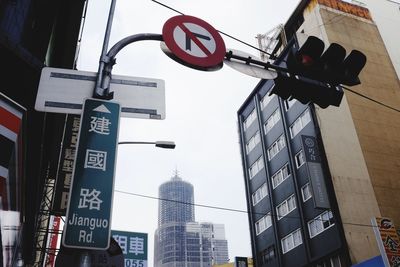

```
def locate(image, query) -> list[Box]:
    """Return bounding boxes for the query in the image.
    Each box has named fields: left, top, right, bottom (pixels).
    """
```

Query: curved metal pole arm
left=95, top=33, right=164, bottom=99
left=107, top=33, right=163, bottom=59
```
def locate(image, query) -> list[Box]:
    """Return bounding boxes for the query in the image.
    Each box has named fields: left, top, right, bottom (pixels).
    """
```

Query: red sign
left=162, top=15, right=226, bottom=68
left=374, top=217, right=400, bottom=266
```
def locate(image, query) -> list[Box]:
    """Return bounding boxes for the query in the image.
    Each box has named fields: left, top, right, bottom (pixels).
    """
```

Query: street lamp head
left=155, top=141, right=176, bottom=149
left=118, top=141, right=176, bottom=149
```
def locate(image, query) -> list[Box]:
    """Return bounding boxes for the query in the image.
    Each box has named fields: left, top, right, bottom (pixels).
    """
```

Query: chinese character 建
left=89, top=116, right=111, bottom=135
left=78, top=188, right=103, bottom=210
left=84, top=149, right=107, bottom=171
left=129, top=237, right=144, bottom=255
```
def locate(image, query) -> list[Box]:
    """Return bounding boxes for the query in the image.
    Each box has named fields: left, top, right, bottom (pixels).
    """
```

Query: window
left=243, top=109, right=257, bottom=130
left=255, top=213, right=272, bottom=235
left=260, top=93, right=275, bottom=109
left=252, top=183, right=268, bottom=206
left=330, top=256, right=342, bottom=267
left=264, top=109, right=281, bottom=133
left=315, top=256, right=342, bottom=267
left=259, top=246, right=275, bottom=264
left=246, top=131, right=260, bottom=154
left=249, top=156, right=264, bottom=179
left=267, top=135, right=286, bottom=160
left=271, top=164, right=290, bottom=189
left=289, top=109, right=311, bottom=138
left=308, top=210, right=335, bottom=238
left=281, top=228, right=302, bottom=254
left=284, top=98, right=297, bottom=110
left=301, top=183, right=312, bottom=202
left=295, top=150, right=305, bottom=168
left=276, top=194, right=296, bottom=220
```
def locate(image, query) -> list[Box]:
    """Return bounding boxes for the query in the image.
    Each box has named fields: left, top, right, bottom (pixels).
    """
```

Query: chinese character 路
left=78, top=188, right=103, bottom=210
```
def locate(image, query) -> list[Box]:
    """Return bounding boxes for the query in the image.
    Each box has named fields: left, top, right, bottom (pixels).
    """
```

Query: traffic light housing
left=271, top=35, right=366, bottom=108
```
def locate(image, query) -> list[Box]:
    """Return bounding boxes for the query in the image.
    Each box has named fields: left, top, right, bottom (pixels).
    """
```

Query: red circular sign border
left=162, top=15, right=226, bottom=68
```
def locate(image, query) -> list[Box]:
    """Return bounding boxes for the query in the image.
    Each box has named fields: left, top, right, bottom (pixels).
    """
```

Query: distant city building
left=238, top=0, right=400, bottom=266
left=154, top=174, right=229, bottom=267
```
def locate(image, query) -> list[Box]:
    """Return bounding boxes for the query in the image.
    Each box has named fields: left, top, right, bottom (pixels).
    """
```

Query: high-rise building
left=154, top=174, right=229, bottom=267
left=237, top=0, right=400, bottom=266
left=158, top=174, right=195, bottom=226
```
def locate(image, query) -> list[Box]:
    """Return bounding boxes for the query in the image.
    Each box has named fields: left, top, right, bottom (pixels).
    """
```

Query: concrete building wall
left=297, top=0, right=400, bottom=263
left=361, top=0, right=400, bottom=79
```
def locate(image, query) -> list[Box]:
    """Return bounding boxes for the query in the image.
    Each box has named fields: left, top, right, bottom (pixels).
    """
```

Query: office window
left=260, top=93, right=275, bottom=110
left=271, top=163, right=290, bottom=189
left=295, top=150, right=305, bottom=168
left=276, top=194, right=296, bottom=220
left=308, top=210, right=335, bottom=238
left=246, top=131, right=260, bottom=154
left=330, top=256, right=342, bottom=267
left=243, top=109, right=257, bottom=130
left=284, top=98, right=297, bottom=110
left=289, top=109, right=311, bottom=138
left=281, top=228, right=302, bottom=254
left=255, top=213, right=272, bottom=235
left=252, top=183, right=268, bottom=206
left=264, top=109, right=281, bottom=133
left=259, top=246, right=275, bottom=264
left=267, top=135, right=286, bottom=161
left=249, top=156, right=264, bottom=179
left=301, top=183, right=312, bottom=202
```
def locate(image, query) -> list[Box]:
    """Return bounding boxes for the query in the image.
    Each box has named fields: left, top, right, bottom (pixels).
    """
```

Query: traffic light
left=271, top=35, right=366, bottom=108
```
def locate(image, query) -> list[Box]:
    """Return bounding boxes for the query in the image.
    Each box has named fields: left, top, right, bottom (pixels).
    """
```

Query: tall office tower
left=158, top=174, right=195, bottom=226
left=237, top=0, right=400, bottom=266
left=154, top=174, right=229, bottom=267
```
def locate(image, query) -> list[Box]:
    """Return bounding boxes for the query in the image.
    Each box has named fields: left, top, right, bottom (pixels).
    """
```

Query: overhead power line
left=114, top=189, right=380, bottom=229
left=343, top=86, right=400, bottom=113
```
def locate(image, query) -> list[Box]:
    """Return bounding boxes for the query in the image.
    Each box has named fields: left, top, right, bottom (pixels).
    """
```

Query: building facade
left=237, top=0, right=400, bottom=266
left=0, top=0, right=87, bottom=265
left=154, top=174, right=229, bottom=267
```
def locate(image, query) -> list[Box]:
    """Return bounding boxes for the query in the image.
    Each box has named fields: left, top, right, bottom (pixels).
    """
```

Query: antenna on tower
left=172, top=166, right=182, bottom=180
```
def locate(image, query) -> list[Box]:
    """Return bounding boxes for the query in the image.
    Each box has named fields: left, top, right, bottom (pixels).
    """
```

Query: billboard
left=301, top=135, right=330, bottom=209
left=372, top=217, right=400, bottom=267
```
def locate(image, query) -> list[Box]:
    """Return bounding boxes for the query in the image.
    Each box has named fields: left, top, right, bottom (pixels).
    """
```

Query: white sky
left=76, top=0, right=299, bottom=265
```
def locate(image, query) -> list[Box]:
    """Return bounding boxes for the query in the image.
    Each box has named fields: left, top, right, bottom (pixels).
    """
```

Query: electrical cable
left=114, top=189, right=380, bottom=229
left=343, top=86, right=400, bottom=113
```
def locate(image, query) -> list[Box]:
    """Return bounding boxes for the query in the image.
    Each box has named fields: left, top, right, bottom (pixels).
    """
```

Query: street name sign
left=162, top=15, right=226, bottom=71
left=62, top=98, right=120, bottom=250
left=35, top=67, right=165, bottom=119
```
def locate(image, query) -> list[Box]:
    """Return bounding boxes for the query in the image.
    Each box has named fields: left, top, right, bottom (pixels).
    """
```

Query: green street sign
left=112, top=230, right=148, bottom=267
left=63, top=98, right=120, bottom=249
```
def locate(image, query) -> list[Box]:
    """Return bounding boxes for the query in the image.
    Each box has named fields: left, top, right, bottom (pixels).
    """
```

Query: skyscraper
left=154, top=173, right=229, bottom=267
left=237, top=0, right=400, bottom=266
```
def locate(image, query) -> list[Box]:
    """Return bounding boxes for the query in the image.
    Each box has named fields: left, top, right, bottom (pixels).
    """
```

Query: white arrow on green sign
left=62, top=98, right=120, bottom=250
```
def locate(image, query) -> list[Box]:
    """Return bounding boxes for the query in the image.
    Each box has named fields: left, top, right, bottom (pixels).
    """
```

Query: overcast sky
left=76, top=0, right=299, bottom=265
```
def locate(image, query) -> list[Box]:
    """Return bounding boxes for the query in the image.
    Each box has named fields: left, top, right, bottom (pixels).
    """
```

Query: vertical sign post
left=62, top=98, right=120, bottom=249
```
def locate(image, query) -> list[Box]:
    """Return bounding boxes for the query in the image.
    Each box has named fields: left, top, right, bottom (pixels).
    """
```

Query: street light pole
left=94, top=0, right=117, bottom=99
